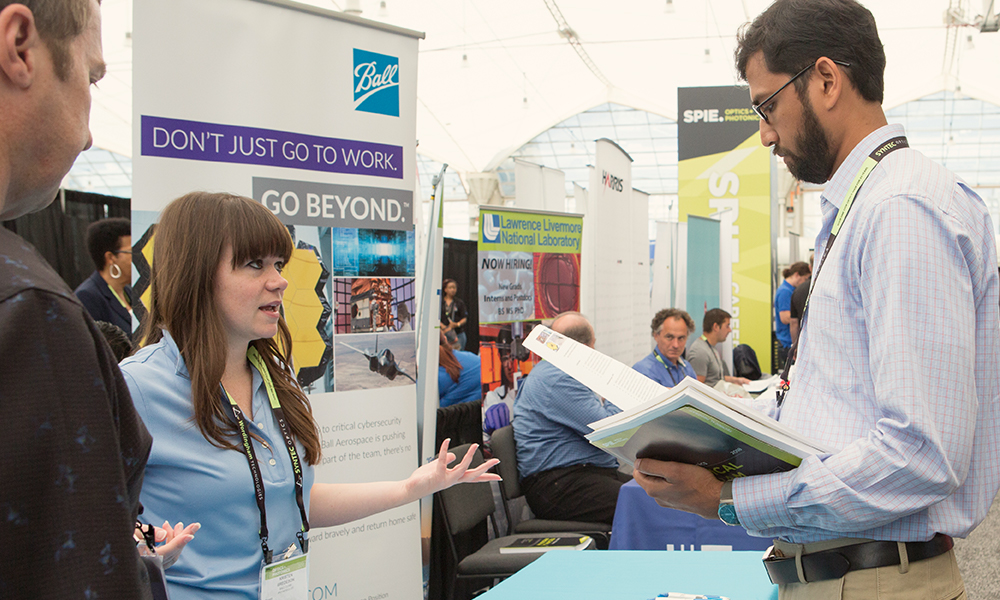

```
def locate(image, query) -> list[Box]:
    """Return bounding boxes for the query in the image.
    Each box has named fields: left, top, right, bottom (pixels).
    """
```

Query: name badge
left=259, top=552, right=309, bottom=600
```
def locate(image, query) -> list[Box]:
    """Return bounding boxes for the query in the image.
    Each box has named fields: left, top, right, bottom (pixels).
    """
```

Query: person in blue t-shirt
left=633, top=308, right=697, bottom=387
left=438, top=332, right=482, bottom=407
left=774, top=261, right=811, bottom=369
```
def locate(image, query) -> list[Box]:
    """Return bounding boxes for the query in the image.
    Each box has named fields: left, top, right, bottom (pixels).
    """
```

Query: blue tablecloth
left=610, top=480, right=773, bottom=551
left=478, top=550, right=778, bottom=600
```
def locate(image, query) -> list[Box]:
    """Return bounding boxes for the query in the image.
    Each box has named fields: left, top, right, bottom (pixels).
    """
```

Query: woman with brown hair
left=121, top=192, right=497, bottom=600
left=438, top=330, right=482, bottom=408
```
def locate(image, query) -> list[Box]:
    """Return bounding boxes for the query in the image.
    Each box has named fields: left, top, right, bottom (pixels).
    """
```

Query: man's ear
left=0, top=4, right=40, bottom=89
left=814, top=56, right=844, bottom=112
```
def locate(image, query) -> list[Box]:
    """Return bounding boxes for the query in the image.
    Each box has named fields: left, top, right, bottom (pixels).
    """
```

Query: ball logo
left=353, top=49, right=399, bottom=117
left=602, top=170, right=624, bottom=193
left=482, top=214, right=501, bottom=243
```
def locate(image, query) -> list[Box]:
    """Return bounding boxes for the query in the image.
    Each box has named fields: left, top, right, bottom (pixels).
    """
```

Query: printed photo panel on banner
left=332, top=277, right=415, bottom=334
left=334, top=332, right=416, bottom=391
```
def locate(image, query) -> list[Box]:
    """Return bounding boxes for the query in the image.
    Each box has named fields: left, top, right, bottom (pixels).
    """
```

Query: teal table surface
left=478, top=550, right=778, bottom=600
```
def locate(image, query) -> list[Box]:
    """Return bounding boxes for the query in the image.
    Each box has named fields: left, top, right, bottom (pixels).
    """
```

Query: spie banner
left=477, top=206, right=582, bottom=444
left=677, top=86, right=772, bottom=364
left=133, top=1, right=422, bottom=598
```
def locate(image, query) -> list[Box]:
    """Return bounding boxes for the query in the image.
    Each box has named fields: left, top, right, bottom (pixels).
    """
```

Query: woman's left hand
left=136, top=521, right=200, bottom=569
left=406, top=439, right=500, bottom=499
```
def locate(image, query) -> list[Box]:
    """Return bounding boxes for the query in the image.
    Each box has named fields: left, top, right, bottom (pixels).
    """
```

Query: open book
left=522, top=326, right=830, bottom=480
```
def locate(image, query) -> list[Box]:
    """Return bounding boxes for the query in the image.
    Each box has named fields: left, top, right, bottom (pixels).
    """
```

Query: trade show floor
left=955, top=494, right=1000, bottom=600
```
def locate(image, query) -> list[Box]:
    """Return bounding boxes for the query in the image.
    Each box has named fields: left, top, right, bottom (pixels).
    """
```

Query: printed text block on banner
left=141, top=115, right=403, bottom=179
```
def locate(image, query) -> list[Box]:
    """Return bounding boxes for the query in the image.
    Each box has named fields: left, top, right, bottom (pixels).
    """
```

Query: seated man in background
left=688, top=308, right=751, bottom=388
left=633, top=308, right=697, bottom=387
left=513, top=312, right=626, bottom=525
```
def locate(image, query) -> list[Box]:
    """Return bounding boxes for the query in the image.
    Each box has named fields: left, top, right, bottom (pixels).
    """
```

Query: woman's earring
left=110, top=263, right=122, bottom=279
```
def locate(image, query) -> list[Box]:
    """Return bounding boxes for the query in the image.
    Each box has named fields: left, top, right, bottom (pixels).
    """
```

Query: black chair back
left=437, top=444, right=497, bottom=536
left=490, top=425, right=522, bottom=499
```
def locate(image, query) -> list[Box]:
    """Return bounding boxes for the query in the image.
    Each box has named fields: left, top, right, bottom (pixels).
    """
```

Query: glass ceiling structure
left=63, top=92, right=1000, bottom=245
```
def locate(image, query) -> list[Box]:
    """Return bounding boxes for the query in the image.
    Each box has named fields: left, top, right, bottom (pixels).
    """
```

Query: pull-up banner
left=133, top=1, right=423, bottom=598
left=477, top=206, right=583, bottom=445
left=677, top=86, right=771, bottom=362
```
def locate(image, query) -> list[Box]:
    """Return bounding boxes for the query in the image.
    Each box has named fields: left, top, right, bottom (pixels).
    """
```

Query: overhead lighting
left=665, top=0, right=676, bottom=14
left=461, top=53, right=469, bottom=67
left=704, top=47, right=712, bottom=63
left=378, top=0, right=389, bottom=17
left=343, top=0, right=362, bottom=15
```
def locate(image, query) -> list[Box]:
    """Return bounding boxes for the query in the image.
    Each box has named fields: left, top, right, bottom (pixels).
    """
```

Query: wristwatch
left=717, top=480, right=741, bottom=526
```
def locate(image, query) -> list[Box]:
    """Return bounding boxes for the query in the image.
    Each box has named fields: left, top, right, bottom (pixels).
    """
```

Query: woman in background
left=438, top=331, right=482, bottom=408
left=121, top=192, right=498, bottom=600
left=75, top=217, right=133, bottom=334
left=440, top=278, right=468, bottom=350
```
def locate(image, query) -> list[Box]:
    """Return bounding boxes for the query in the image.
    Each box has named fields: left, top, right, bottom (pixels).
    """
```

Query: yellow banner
left=678, top=132, right=772, bottom=361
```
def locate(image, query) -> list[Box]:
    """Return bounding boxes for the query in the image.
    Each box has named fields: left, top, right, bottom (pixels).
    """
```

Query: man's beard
left=777, top=96, right=836, bottom=184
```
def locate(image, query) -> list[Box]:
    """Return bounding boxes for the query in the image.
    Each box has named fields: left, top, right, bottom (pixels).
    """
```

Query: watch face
left=718, top=503, right=740, bottom=526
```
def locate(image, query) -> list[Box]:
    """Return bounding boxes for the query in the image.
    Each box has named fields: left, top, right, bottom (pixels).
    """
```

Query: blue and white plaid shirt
left=736, top=124, right=1000, bottom=543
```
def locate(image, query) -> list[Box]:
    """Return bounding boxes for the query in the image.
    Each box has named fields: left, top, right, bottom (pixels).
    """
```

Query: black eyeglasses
left=752, top=59, right=851, bottom=123
left=113, top=250, right=132, bottom=255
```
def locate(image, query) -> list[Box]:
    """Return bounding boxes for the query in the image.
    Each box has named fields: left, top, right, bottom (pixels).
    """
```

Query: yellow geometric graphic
left=139, top=229, right=155, bottom=314
left=283, top=247, right=326, bottom=371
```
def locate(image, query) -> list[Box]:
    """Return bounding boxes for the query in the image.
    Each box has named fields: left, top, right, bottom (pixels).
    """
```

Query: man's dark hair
left=651, top=308, right=694, bottom=335
left=734, top=0, right=885, bottom=104
left=86, top=217, right=130, bottom=271
left=0, top=0, right=99, bottom=81
left=552, top=311, right=594, bottom=346
left=783, top=261, right=811, bottom=279
left=703, top=308, right=731, bottom=333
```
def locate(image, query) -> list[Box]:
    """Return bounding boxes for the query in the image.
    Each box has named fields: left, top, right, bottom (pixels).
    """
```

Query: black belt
left=763, top=534, right=953, bottom=585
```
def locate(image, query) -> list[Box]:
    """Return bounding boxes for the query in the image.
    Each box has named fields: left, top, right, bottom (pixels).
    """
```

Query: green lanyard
left=653, top=349, right=687, bottom=387
left=221, top=346, right=309, bottom=563
left=111, top=287, right=130, bottom=310
left=701, top=335, right=724, bottom=373
left=777, top=135, right=909, bottom=406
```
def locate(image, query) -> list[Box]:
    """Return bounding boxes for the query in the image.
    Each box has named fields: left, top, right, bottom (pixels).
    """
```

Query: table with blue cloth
left=478, top=550, right=777, bottom=600
left=610, top=480, right=773, bottom=551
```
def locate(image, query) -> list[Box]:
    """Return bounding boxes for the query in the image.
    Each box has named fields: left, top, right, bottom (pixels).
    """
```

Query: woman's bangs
left=227, top=200, right=294, bottom=267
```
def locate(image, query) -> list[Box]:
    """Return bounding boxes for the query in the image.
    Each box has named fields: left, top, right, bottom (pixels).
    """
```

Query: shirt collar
left=820, top=123, right=905, bottom=211
left=160, top=331, right=265, bottom=397
left=161, top=331, right=190, bottom=379
left=654, top=347, right=685, bottom=368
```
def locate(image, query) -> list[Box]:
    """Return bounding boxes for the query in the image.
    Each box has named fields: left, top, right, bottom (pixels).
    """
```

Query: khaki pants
left=778, top=548, right=965, bottom=600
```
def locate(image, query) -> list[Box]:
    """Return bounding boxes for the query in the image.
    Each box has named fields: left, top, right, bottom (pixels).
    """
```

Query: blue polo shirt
left=121, top=332, right=314, bottom=600
left=632, top=348, right=696, bottom=388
